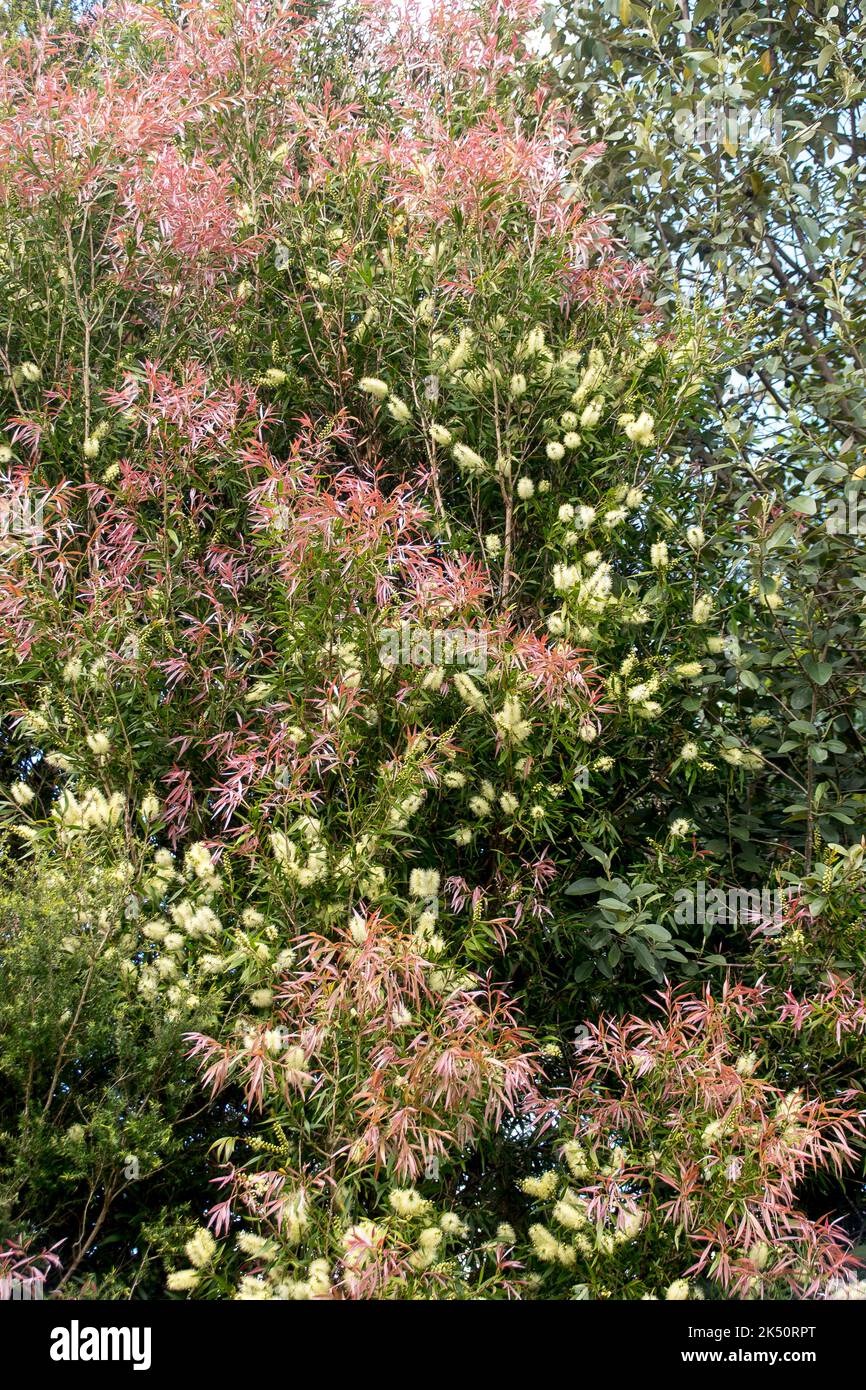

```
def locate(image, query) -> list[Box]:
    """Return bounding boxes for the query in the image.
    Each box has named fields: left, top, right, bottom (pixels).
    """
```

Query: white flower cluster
left=492, top=694, right=531, bottom=743
left=270, top=816, right=328, bottom=888
left=54, top=786, right=125, bottom=832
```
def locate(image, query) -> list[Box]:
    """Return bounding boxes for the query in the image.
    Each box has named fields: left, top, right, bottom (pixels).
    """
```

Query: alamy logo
left=0, top=487, right=45, bottom=539
left=379, top=623, right=487, bottom=674
left=826, top=493, right=866, bottom=535
left=673, top=880, right=786, bottom=927
left=0, top=1274, right=43, bottom=1299
left=673, top=101, right=783, bottom=152
left=49, top=1320, right=152, bottom=1372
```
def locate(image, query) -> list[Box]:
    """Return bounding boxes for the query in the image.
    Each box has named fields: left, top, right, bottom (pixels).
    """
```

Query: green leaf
left=816, top=44, right=836, bottom=76
left=790, top=495, right=817, bottom=515
left=631, top=939, right=661, bottom=977
left=564, top=878, right=599, bottom=895
left=802, top=658, right=833, bottom=685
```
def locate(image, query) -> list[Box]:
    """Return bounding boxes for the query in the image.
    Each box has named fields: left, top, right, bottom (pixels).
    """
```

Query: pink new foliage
left=0, top=0, right=614, bottom=859
left=188, top=909, right=542, bottom=1183
left=779, top=972, right=866, bottom=1043
left=538, top=980, right=864, bottom=1297
left=0, top=1237, right=63, bottom=1300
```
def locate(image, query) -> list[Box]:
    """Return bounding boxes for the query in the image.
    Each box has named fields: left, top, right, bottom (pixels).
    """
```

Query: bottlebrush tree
left=0, top=0, right=862, bottom=1300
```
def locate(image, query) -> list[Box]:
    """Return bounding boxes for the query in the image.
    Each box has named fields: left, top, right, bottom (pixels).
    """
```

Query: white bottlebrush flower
left=685, top=524, right=705, bottom=549
left=235, top=1275, right=272, bottom=1300
left=185, top=1228, right=217, bottom=1270
left=142, top=920, right=168, bottom=942
left=519, top=326, right=546, bottom=358
left=237, top=1232, right=274, bottom=1258
left=10, top=781, right=34, bottom=806
left=389, top=1187, right=431, bottom=1219
left=409, top=867, right=440, bottom=899
left=348, top=912, right=368, bottom=945
left=522, top=1169, right=560, bottom=1199
left=558, top=503, right=575, bottom=523
left=493, top=695, right=531, bottom=743
left=430, top=423, right=452, bottom=446
left=545, top=441, right=565, bottom=462
left=386, top=396, right=411, bottom=423
left=358, top=377, right=389, bottom=399
left=452, top=442, right=486, bottom=474
left=167, top=1269, right=200, bottom=1292
left=83, top=435, right=100, bottom=459
left=669, top=818, right=691, bottom=838
left=584, top=564, right=612, bottom=601
left=692, top=594, right=713, bottom=624
left=665, top=1279, right=691, bottom=1301
left=552, top=563, right=580, bottom=593
left=453, top=671, right=485, bottom=711
left=516, top=476, right=535, bottom=499
left=621, top=411, right=655, bottom=446
left=562, top=431, right=581, bottom=449
left=650, top=540, right=668, bottom=569
left=529, top=1223, right=574, bottom=1266
left=484, top=533, right=502, bottom=557
left=571, top=350, right=605, bottom=403
left=626, top=678, right=658, bottom=703
left=509, top=373, right=527, bottom=398
left=185, top=841, right=217, bottom=881
left=680, top=741, right=699, bottom=761
left=579, top=396, right=603, bottom=429
left=440, top=1212, right=468, bottom=1238
left=576, top=505, right=596, bottom=528
left=446, top=335, right=471, bottom=373
left=86, top=730, right=111, bottom=757
left=499, top=791, right=519, bottom=815
left=720, top=746, right=745, bottom=767
left=636, top=700, right=661, bottom=717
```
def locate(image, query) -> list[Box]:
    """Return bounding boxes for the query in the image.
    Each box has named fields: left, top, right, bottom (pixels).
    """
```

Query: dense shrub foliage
left=0, top=0, right=863, bottom=1301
